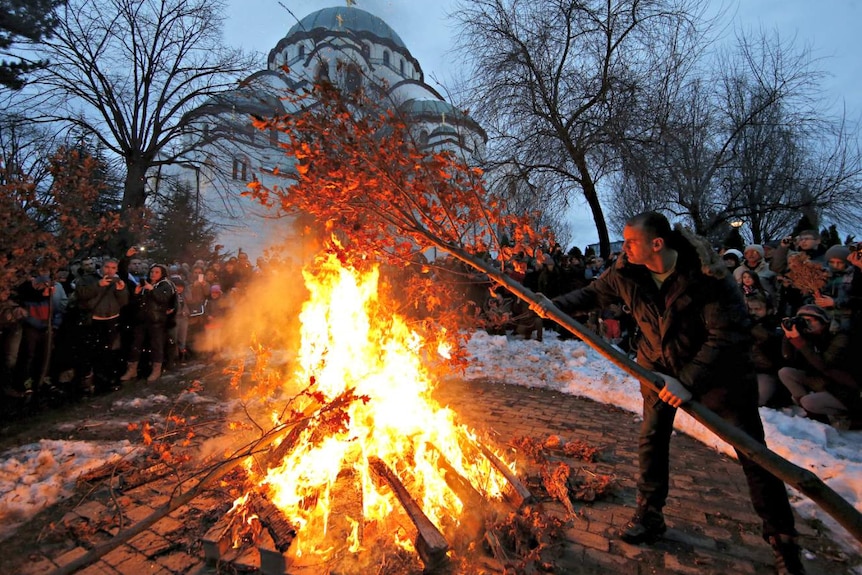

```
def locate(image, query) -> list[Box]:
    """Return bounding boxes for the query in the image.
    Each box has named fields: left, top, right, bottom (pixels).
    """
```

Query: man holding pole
left=532, top=211, right=804, bottom=574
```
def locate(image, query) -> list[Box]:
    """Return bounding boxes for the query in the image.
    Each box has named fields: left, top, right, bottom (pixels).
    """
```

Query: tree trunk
left=122, top=160, right=148, bottom=214
left=436, top=242, right=862, bottom=545
left=573, top=152, right=611, bottom=258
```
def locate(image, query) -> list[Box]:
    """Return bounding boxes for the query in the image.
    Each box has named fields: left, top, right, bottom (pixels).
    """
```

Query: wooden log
left=425, top=442, right=486, bottom=508
left=248, top=492, right=297, bottom=552
left=474, top=442, right=534, bottom=508
left=256, top=529, right=286, bottom=575
left=201, top=513, right=233, bottom=564
left=368, top=457, right=449, bottom=571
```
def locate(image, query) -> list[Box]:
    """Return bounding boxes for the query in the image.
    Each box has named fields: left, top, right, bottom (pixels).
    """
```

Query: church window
left=316, top=62, right=330, bottom=84
left=232, top=158, right=248, bottom=181
left=345, top=64, right=362, bottom=94
left=298, top=44, right=305, bottom=59
left=383, top=50, right=390, bottom=66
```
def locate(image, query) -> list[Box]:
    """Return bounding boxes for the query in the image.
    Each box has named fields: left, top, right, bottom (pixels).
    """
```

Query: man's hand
left=655, top=372, right=692, bottom=408
left=528, top=293, right=555, bottom=319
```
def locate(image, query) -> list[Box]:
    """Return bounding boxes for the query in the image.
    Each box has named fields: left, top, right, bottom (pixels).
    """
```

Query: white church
left=162, top=5, right=487, bottom=261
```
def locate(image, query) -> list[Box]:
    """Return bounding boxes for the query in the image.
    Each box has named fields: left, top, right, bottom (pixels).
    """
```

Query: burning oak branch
left=241, top=81, right=862, bottom=548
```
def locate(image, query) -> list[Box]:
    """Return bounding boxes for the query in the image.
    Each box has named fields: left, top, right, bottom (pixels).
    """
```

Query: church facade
left=160, top=6, right=486, bottom=261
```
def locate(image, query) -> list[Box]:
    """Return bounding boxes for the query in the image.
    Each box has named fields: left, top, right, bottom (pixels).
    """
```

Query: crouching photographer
left=777, top=304, right=860, bottom=426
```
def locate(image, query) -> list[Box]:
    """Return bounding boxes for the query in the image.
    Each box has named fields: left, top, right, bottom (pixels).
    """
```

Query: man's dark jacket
left=553, top=226, right=753, bottom=398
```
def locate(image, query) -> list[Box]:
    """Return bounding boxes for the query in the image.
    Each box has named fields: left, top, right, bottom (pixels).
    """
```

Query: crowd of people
left=0, top=246, right=257, bottom=411
left=484, top=228, right=862, bottom=431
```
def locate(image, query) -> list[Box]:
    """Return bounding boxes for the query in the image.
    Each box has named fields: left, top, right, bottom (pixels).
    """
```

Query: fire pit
left=200, top=253, right=536, bottom=574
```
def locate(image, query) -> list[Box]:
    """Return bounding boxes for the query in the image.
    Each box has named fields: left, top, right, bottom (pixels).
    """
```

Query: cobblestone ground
left=2, top=366, right=860, bottom=575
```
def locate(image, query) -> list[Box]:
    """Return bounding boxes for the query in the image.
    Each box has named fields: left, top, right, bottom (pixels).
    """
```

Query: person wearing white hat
left=734, top=244, right=777, bottom=298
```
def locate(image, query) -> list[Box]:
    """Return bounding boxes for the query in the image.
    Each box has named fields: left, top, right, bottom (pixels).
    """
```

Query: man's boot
left=119, top=361, right=138, bottom=382
left=619, top=505, right=666, bottom=544
left=146, top=362, right=162, bottom=383
left=768, top=534, right=806, bottom=575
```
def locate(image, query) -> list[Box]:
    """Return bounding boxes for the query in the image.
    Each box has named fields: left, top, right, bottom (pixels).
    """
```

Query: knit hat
left=722, top=248, right=743, bottom=260
left=796, top=304, right=830, bottom=325
left=744, top=244, right=765, bottom=259
left=211, top=284, right=222, bottom=293
left=824, top=245, right=850, bottom=262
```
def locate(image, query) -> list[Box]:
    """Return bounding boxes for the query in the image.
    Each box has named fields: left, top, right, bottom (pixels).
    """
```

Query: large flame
left=254, top=252, right=512, bottom=558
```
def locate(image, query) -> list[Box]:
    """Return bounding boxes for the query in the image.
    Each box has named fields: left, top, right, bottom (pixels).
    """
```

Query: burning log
left=475, top=441, right=534, bottom=508
left=425, top=442, right=485, bottom=509
left=369, top=457, right=449, bottom=572
left=248, top=491, right=297, bottom=552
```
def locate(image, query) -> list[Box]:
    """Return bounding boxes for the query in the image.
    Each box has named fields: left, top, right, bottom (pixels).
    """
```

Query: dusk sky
left=223, top=0, right=862, bottom=249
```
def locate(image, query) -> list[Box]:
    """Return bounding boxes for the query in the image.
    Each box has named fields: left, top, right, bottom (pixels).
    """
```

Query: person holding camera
left=777, top=304, right=858, bottom=424
left=120, top=264, right=176, bottom=383
left=74, top=258, right=129, bottom=394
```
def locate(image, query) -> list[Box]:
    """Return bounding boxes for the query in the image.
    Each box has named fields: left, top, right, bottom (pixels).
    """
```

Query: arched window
left=418, top=130, right=429, bottom=146
left=232, top=158, right=248, bottom=181
left=316, top=62, right=330, bottom=84
left=345, top=64, right=362, bottom=95
left=399, top=59, right=404, bottom=75
left=298, top=44, right=305, bottom=59
left=383, top=50, right=390, bottom=66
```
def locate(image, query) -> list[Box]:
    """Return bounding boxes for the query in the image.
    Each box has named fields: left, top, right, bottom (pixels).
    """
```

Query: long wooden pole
left=437, top=243, right=862, bottom=545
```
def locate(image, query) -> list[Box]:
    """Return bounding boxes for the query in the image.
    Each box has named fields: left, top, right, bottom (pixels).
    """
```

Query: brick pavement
left=20, top=375, right=861, bottom=575
left=432, top=377, right=862, bottom=575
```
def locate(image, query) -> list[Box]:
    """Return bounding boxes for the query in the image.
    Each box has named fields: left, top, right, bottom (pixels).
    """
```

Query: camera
left=781, top=316, right=806, bottom=331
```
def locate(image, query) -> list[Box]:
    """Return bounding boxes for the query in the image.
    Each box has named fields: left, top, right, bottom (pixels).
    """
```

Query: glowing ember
left=241, top=252, right=513, bottom=560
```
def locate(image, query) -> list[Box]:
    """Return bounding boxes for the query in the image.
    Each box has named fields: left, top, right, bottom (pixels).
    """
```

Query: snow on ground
left=0, top=329, right=859, bottom=553
left=463, top=330, right=862, bottom=555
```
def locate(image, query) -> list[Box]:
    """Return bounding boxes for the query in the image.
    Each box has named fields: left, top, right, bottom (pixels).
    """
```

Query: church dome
left=286, top=6, right=407, bottom=49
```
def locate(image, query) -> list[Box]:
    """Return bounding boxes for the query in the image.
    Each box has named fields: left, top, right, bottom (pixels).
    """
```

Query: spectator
left=201, top=284, right=227, bottom=356
left=74, top=258, right=129, bottom=393
left=814, top=245, right=855, bottom=333
left=734, top=244, right=776, bottom=297
left=721, top=248, right=743, bottom=273
left=11, top=268, right=67, bottom=396
left=1, top=289, right=27, bottom=398
left=171, top=278, right=191, bottom=364
left=746, top=293, right=787, bottom=407
left=777, top=304, right=858, bottom=423
left=120, top=264, right=176, bottom=383
left=770, top=231, right=827, bottom=318
left=739, top=269, right=770, bottom=300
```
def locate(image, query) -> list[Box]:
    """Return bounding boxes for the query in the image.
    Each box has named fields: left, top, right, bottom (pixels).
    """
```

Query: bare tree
left=450, top=0, right=710, bottom=257
left=610, top=29, right=862, bottom=243
left=13, top=0, right=256, bottom=237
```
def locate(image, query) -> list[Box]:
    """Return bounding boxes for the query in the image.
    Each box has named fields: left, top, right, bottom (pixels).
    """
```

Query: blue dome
left=286, top=7, right=407, bottom=49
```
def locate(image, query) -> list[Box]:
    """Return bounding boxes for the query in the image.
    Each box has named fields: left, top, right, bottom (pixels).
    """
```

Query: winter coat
left=16, top=278, right=67, bottom=330
left=133, top=273, right=177, bottom=326
left=782, top=329, right=858, bottom=410
left=553, top=225, right=754, bottom=398
left=74, top=272, right=130, bottom=319
left=749, top=315, right=783, bottom=373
